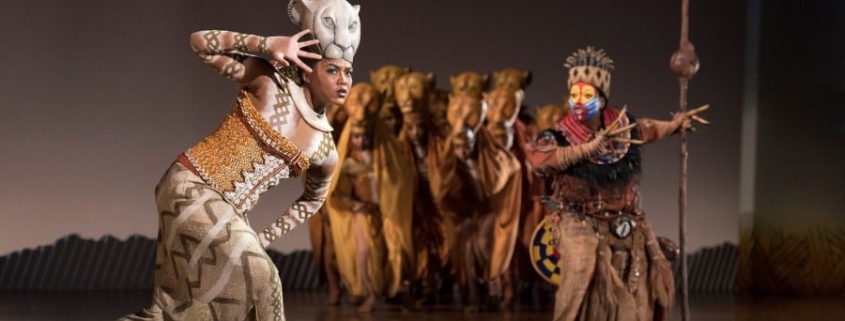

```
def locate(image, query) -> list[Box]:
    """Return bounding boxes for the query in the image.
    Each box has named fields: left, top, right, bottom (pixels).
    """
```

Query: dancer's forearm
left=259, top=163, right=334, bottom=247
left=189, top=30, right=270, bottom=81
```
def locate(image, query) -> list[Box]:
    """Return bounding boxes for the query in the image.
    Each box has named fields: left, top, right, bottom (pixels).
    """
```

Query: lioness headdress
left=288, top=0, right=361, bottom=63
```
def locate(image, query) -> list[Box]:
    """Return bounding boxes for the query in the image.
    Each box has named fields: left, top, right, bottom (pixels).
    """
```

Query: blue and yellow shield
left=530, top=221, right=562, bottom=285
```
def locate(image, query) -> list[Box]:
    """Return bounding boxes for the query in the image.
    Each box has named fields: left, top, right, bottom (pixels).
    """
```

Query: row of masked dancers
left=309, top=48, right=705, bottom=319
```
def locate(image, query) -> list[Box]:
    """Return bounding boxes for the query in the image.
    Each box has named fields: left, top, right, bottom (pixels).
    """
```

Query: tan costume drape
left=326, top=118, right=415, bottom=298
left=474, top=129, right=523, bottom=280
left=510, top=120, right=547, bottom=283
left=423, top=134, right=463, bottom=274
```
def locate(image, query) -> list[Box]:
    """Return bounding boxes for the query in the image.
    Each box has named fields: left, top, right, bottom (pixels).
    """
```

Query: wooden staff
left=669, top=0, right=700, bottom=320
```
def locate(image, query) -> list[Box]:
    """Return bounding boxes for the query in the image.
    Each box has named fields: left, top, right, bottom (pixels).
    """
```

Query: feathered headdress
left=564, top=46, right=615, bottom=97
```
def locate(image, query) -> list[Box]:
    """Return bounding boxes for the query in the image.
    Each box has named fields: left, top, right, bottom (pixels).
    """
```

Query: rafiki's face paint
left=568, top=82, right=602, bottom=121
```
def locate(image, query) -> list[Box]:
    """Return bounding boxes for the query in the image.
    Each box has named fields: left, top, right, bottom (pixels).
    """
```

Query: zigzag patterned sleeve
left=258, top=149, right=338, bottom=248
left=189, top=30, right=269, bottom=83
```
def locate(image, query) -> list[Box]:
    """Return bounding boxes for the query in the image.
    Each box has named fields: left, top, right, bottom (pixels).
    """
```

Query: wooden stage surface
left=0, top=291, right=842, bottom=321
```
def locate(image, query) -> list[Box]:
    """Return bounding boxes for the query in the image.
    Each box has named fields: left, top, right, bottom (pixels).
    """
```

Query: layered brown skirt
left=552, top=213, right=674, bottom=321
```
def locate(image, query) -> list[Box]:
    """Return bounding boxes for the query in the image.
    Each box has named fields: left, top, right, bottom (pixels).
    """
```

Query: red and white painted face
left=568, top=82, right=602, bottom=121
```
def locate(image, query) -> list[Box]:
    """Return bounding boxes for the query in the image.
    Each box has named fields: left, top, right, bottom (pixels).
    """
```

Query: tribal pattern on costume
left=185, top=91, right=311, bottom=214
left=118, top=163, right=285, bottom=321
left=192, top=31, right=269, bottom=81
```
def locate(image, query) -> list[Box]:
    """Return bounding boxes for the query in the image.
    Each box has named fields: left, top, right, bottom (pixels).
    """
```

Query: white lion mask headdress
left=288, top=0, right=361, bottom=63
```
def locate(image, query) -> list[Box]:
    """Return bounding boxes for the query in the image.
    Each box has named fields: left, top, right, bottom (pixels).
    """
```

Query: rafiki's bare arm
left=258, top=148, right=338, bottom=248
left=189, top=29, right=321, bottom=84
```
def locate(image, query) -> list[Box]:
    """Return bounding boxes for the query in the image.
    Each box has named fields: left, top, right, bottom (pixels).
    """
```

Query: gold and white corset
left=185, top=91, right=311, bottom=214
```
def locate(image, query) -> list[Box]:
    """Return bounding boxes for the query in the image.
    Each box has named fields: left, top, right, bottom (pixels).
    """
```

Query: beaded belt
left=540, top=195, right=642, bottom=239
left=540, top=195, right=641, bottom=219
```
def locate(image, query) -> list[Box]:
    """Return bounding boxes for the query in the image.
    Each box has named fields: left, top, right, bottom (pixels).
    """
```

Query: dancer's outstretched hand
left=266, top=29, right=323, bottom=73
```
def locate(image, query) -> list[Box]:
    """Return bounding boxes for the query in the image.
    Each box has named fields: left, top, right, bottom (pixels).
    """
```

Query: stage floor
left=0, top=291, right=842, bottom=321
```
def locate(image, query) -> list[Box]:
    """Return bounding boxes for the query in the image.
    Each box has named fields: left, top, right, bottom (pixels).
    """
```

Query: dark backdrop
left=0, top=0, right=745, bottom=255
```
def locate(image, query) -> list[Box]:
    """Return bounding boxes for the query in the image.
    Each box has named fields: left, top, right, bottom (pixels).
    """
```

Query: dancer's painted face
left=568, top=82, right=602, bottom=121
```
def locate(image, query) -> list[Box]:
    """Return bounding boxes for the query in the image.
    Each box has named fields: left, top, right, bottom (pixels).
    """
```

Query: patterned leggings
left=117, top=163, right=284, bottom=321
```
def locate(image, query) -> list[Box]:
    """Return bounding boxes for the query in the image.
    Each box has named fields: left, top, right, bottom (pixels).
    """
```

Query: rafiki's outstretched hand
left=670, top=104, right=710, bottom=133
left=266, top=29, right=323, bottom=73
